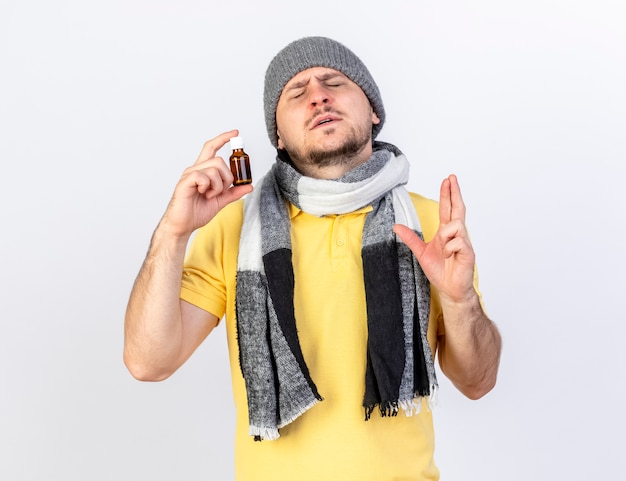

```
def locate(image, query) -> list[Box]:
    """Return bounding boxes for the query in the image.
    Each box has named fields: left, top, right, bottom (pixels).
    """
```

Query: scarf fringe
left=399, top=386, right=439, bottom=416
left=366, top=385, right=439, bottom=421
left=398, top=398, right=422, bottom=416
left=428, top=384, right=439, bottom=411
left=250, top=426, right=280, bottom=442
left=250, top=398, right=321, bottom=441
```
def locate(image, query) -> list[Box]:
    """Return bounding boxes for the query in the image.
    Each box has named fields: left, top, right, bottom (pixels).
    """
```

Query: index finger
left=195, top=129, right=239, bottom=164
left=439, top=176, right=452, bottom=224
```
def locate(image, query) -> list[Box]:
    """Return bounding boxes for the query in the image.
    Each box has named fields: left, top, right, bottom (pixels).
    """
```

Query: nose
left=309, top=84, right=332, bottom=107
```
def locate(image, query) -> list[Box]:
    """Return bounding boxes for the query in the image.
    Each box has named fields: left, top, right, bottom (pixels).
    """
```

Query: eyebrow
left=284, top=71, right=345, bottom=92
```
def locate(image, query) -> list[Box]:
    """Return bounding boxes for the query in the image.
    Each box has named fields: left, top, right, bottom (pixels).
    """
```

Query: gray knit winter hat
left=263, top=36, right=386, bottom=148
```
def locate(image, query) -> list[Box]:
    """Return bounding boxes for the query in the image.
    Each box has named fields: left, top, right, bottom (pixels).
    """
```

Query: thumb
left=393, top=224, right=427, bottom=260
left=219, top=183, right=254, bottom=206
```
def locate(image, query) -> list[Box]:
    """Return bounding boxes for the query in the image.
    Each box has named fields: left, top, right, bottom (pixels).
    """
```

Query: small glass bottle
left=229, top=136, right=252, bottom=185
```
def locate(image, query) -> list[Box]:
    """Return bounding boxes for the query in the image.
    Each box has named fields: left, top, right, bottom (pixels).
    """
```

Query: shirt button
left=336, top=239, right=345, bottom=246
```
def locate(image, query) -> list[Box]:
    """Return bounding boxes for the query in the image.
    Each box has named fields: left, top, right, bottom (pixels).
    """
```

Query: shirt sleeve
left=180, top=200, right=244, bottom=323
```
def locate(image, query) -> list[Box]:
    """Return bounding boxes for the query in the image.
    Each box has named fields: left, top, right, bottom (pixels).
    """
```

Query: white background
left=1, top=0, right=625, bottom=479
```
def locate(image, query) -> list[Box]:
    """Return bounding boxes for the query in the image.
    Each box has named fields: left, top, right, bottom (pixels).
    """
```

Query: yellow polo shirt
left=181, top=192, right=449, bottom=481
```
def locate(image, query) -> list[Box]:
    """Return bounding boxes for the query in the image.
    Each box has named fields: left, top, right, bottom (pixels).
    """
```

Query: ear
left=277, top=131, right=285, bottom=149
left=371, top=111, right=381, bottom=125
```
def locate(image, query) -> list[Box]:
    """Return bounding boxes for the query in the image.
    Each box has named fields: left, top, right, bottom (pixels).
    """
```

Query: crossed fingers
left=439, top=174, right=466, bottom=225
left=437, top=175, right=475, bottom=268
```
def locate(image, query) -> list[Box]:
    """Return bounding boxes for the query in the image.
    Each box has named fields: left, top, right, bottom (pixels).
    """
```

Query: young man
left=124, top=36, right=501, bottom=480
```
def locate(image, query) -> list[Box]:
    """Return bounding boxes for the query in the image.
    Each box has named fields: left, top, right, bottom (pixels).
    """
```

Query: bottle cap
left=230, top=136, right=244, bottom=149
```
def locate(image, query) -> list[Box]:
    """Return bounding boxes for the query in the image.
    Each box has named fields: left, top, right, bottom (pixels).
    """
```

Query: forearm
left=124, top=223, right=191, bottom=381
left=438, top=292, right=502, bottom=399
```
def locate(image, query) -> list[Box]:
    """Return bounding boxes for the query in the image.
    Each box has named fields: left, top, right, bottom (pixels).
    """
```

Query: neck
left=289, top=142, right=374, bottom=180
left=299, top=162, right=362, bottom=180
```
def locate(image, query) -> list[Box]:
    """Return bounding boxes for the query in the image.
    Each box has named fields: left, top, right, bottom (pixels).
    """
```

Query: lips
left=311, top=114, right=340, bottom=129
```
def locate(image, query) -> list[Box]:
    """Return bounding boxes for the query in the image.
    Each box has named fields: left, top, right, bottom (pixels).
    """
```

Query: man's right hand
left=159, top=129, right=254, bottom=239
left=124, top=130, right=253, bottom=381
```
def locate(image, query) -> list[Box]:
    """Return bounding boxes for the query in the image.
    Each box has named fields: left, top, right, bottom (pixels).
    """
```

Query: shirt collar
left=287, top=201, right=373, bottom=219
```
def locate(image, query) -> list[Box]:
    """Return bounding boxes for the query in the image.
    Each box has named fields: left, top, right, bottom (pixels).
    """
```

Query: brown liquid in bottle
left=229, top=136, right=252, bottom=185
